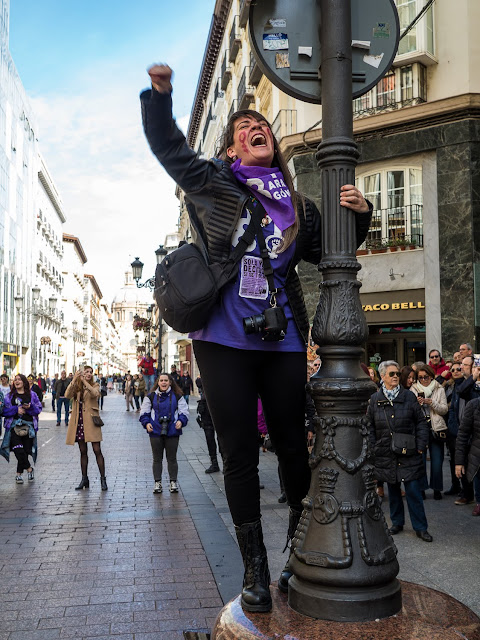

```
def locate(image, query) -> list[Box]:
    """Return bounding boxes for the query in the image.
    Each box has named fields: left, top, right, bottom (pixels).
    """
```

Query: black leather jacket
left=140, top=88, right=372, bottom=343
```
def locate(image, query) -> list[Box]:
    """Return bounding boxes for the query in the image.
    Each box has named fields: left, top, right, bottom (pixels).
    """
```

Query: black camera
left=243, top=306, right=288, bottom=342
left=159, top=416, right=169, bottom=436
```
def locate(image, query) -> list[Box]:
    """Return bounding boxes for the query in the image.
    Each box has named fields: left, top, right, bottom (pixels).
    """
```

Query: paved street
left=0, top=392, right=479, bottom=640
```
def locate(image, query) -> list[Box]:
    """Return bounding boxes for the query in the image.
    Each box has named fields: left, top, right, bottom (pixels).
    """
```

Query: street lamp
left=14, top=287, right=59, bottom=375
left=72, top=320, right=78, bottom=372
left=131, top=245, right=168, bottom=373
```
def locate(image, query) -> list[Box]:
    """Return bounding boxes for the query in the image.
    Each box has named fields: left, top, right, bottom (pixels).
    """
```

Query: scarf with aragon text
left=230, top=159, right=295, bottom=232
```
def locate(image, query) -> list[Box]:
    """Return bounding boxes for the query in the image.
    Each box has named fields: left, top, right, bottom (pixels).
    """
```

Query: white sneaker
left=153, top=481, right=162, bottom=494
left=28, top=469, right=35, bottom=481
left=169, top=480, right=179, bottom=493
left=15, top=475, right=23, bottom=484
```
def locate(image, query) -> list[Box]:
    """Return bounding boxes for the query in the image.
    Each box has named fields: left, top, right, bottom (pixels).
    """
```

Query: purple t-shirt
left=190, top=199, right=305, bottom=352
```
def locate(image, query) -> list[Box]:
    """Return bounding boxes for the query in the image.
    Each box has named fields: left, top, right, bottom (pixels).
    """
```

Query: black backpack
left=154, top=214, right=257, bottom=333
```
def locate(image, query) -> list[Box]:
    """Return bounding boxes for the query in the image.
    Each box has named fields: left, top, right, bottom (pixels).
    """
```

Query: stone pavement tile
left=38, top=617, right=88, bottom=630
left=8, top=630, right=61, bottom=640
left=58, top=623, right=112, bottom=638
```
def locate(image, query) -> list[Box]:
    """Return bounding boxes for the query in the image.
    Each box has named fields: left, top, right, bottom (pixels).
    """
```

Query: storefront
left=361, top=290, right=426, bottom=369
left=1, top=344, right=19, bottom=377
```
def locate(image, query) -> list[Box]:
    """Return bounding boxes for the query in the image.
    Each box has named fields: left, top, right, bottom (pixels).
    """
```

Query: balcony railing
left=271, top=109, right=297, bottom=141
left=228, top=100, right=238, bottom=123
left=229, top=16, right=241, bottom=62
left=361, top=204, right=424, bottom=250
left=238, top=67, right=254, bottom=110
left=202, top=104, right=215, bottom=142
left=214, top=79, right=224, bottom=105
left=221, top=53, right=232, bottom=90
left=249, top=50, right=263, bottom=86
left=353, top=63, right=426, bottom=119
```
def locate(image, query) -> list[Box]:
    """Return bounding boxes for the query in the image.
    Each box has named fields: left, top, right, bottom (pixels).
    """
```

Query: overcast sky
left=9, top=0, right=214, bottom=303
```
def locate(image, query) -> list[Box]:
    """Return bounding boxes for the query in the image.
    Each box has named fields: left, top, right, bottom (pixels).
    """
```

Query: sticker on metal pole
left=249, top=0, right=399, bottom=104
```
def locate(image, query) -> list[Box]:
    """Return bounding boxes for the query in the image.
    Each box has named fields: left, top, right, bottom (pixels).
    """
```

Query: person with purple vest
left=140, top=63, right=372, bottom=613
left=139, top=373, right=189, bottom=495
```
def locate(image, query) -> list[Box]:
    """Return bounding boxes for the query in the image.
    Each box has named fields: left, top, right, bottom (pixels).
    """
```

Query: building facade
left=180, top=0, right=480, bottom=366
left=0, top=0, right=66, bottom=376
left=111, top=269, right=152, bottom=373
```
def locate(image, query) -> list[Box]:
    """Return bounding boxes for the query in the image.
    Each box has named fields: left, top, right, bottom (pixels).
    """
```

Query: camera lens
left=243, top=314, right=265, bottom=335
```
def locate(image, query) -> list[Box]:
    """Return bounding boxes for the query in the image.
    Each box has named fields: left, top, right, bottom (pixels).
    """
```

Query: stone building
left=177, top=0, right=480, bottom=366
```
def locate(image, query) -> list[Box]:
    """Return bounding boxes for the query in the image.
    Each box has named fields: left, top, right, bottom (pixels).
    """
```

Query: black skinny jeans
left=193, top=340, right=310, bottom=525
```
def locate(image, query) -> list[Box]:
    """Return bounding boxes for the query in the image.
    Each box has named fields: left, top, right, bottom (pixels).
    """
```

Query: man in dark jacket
left=54, top=371, right=72, bottom=426
left=455, top=397, right=480, bottom=516
left=170, top=365, right=180, bottom=385
left=179, top=370, right=193, bottom=404
left=458, top=356, right=480, bottom=403
left=368, top=360, right=432, bottom=541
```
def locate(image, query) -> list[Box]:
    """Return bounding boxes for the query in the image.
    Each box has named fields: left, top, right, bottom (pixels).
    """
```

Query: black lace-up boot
left=235, top=520, right=272, bottom=612
left=277, top=507, right=302, bottom=593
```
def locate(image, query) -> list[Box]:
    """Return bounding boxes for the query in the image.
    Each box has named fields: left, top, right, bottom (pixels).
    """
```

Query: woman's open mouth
left=250, top=132, right=267, bottom=147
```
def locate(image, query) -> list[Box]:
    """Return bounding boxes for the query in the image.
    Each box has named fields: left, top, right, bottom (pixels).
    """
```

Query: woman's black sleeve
left=140, top=88, right=217, bottom=194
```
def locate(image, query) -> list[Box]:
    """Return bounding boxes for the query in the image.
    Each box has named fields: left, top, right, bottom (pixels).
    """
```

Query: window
left=356, top=167, right=423, bottom=248
left=394, top=0, right=435, bottom=62
left=353, top=63, right=426, bottom=117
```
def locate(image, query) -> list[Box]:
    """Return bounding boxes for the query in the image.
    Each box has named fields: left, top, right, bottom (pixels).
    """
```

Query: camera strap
left=247, top=196, right=279, bottom=308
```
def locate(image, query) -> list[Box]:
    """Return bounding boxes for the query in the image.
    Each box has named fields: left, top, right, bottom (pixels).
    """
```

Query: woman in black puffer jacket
left=368, top=360, right=432, bottom=541
left=455, top=397, right=480, bottom=516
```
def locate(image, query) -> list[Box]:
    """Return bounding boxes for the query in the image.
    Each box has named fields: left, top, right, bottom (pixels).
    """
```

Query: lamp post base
left=211, top=581, right=480, bottom=640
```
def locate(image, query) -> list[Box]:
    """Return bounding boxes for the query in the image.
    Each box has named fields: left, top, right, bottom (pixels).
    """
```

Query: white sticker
left=239, top=256, right=269, bottom=300
left=263, top=33, right=289, bottom=51
left=298, top=46, right=313, bottom=57
left=266, top=18, right=287, bottom=28
left=352, top=40, right=371, bottom=49
left=363, top=53, right=384, bottom=68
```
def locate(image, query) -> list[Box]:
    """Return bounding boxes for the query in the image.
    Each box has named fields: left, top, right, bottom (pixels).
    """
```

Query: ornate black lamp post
left=131, top=245, right=168, bottom=374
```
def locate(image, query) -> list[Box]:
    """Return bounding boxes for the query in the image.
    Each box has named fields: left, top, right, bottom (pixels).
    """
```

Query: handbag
left=13, top=419, right=30, bottom=437
left=92, top=416, right=104, bottom=427
left=391, top=431, right=417, bottom=456
left=381, top=403, right=417, bottom=456
left=154, top=195, right=262, bottom=334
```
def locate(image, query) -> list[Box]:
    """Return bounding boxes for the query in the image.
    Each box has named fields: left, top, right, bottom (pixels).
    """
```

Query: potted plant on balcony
left=356, top=246, right=368, bottom=256
left=367, top=239, right=388, bottom=254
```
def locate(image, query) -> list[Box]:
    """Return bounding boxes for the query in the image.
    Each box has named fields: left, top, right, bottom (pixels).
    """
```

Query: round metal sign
left=249, top=0, right=399, bottom=104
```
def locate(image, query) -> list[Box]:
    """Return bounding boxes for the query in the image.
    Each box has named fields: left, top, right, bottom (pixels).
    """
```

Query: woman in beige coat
left=65, top=366, right=107, bottom=490
left=411, top=363, right=448, bottom=499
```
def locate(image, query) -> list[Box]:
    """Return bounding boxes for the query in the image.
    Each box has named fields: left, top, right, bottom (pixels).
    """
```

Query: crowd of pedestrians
left=367, top=342, right=480, bottom=547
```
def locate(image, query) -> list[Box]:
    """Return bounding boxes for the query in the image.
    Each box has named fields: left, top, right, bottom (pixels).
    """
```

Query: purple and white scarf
left=230, top=159, right=295, bottom=232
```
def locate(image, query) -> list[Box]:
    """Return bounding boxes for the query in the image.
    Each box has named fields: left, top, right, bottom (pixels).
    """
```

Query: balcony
left=214, top=79, right=224, bottom=105
left=238, top=67, right=254, bottom=110
left=359, top=204, right=424, bottom=253
left=271, top=109, right=297, bottom=141
left=221, top=53, right=232, bottom=90
left=239, top=0, right=251, bottom=28
left=229, top=16, right=241, bottom=63
left=353, top=63, right=426, bottom=119
left=249, top=51, right=263, bottom=86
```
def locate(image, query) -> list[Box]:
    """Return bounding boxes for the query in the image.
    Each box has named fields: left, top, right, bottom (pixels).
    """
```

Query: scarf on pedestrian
left=381, top=382, right=401, bottom=403
left=230, top=159, right=296, bottom=232
left=414, top=379, right=436, bottom=398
